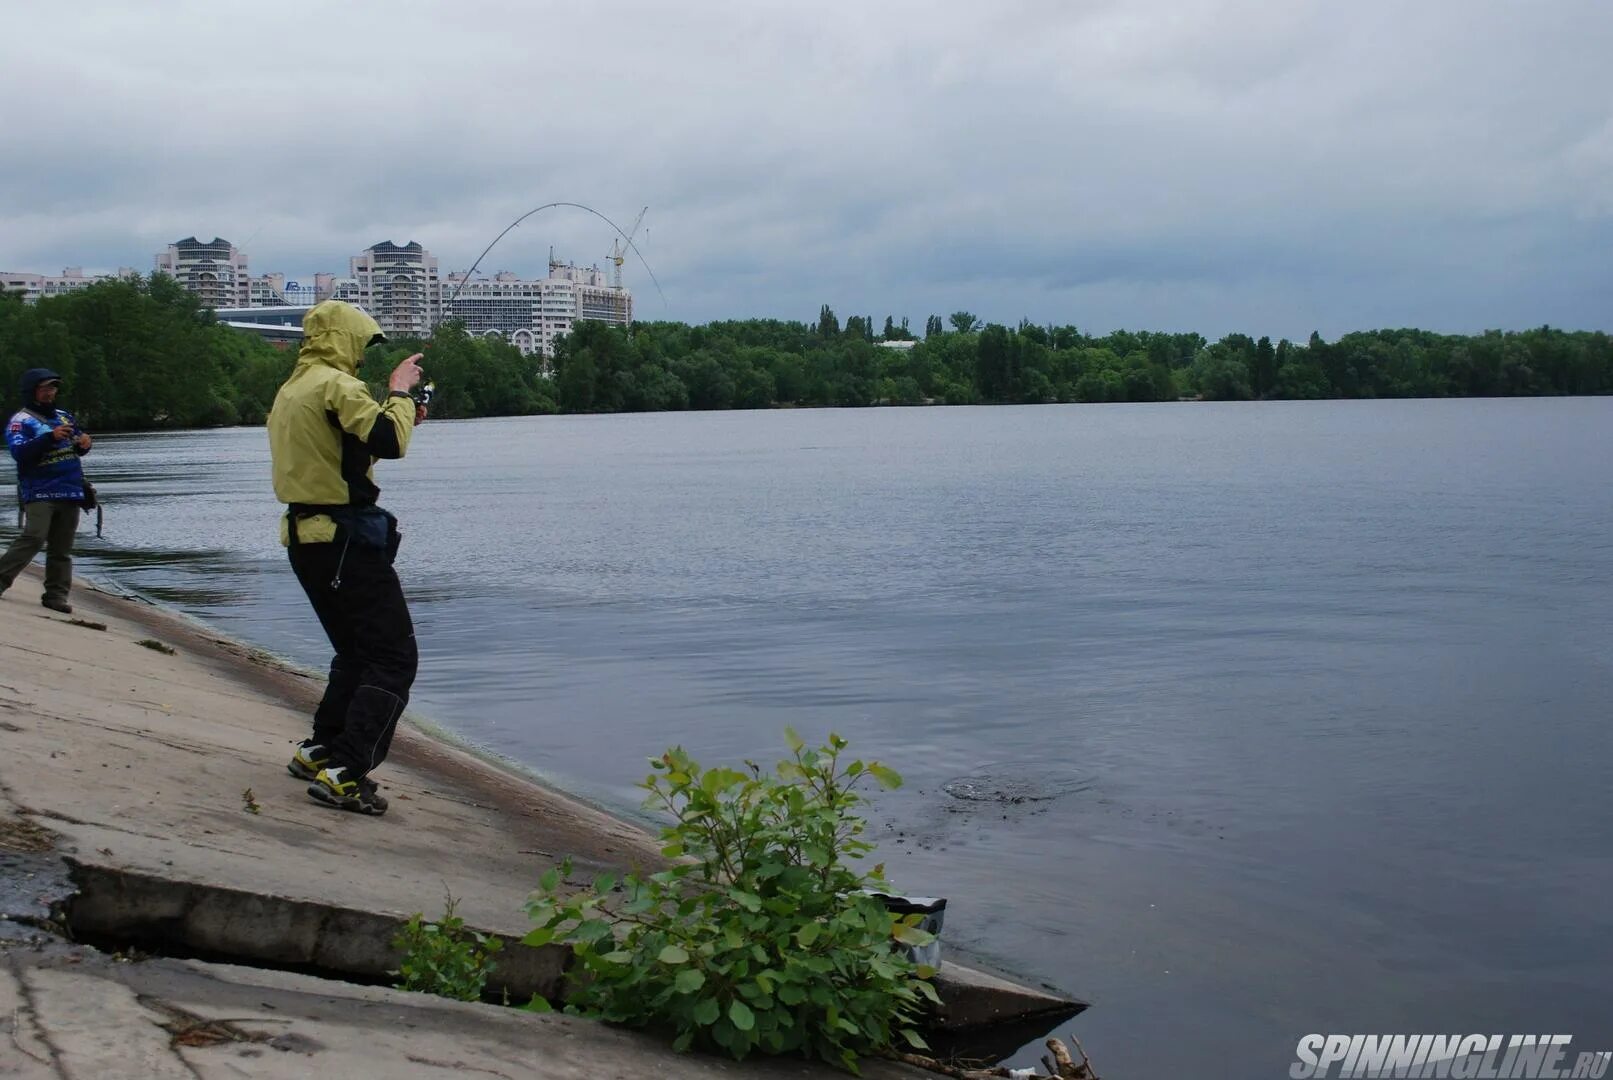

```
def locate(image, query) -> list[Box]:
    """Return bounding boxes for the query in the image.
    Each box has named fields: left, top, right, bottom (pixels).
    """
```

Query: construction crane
left=607, top=206, right=648, bottom=290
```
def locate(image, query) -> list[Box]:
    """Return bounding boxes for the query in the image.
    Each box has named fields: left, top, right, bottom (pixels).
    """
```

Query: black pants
left=289, top=540, right=418, bottom=779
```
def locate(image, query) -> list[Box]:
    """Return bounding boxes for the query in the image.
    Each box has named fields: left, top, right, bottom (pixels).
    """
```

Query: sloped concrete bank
left=0, top=567, right=1082, bottom=1074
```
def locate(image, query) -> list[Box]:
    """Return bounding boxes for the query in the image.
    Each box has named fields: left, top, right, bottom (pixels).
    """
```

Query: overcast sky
left=3, top=1, right=1609, bottom=339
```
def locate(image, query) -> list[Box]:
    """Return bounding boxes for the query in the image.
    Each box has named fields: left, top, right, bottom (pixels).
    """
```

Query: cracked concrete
left=0, top=567, right=1075, bottom=1075
left=2, top=938, right=937, bottom=1080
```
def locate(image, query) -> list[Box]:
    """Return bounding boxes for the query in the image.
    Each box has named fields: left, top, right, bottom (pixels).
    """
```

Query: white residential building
left=1, top=267, right=140, bottom=303
left=343, top=241, right=440, bottom=338
left=247, top=273, right=290, bottom=307
left=155, top=237, right=251, bottom=308
left=440, top=256, right=632, bottom=357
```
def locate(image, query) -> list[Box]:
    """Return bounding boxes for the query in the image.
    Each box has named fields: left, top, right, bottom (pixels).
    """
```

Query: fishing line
left=437, top=200, right=667, bottom=329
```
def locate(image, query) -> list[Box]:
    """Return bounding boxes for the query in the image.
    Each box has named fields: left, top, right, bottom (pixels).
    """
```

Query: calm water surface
left=11, top=400, right=1611, bottom=1077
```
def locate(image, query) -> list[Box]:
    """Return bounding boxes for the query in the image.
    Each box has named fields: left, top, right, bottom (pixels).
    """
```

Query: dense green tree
left=816, top=304, right=839, bottom=338
left=1252, top=336, right=1277, bottom=398
left=948, top=311, right=981, bottom=334
left=2, top=281, right=1609, bottom=429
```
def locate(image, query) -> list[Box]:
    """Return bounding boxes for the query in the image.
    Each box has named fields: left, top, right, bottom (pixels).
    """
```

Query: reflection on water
left=5, top=401, right=1612, bottom=1075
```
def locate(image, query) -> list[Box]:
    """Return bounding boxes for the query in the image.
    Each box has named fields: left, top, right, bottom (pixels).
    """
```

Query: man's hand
left=415, top=405, right=428, bottom=425
left=51, top=423, right=72, bottom=441
left=74, top=433, right=92, bottom=451
left=389, top=353, right=424, bottom=395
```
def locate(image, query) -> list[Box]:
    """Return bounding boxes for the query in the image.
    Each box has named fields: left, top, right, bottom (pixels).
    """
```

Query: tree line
left=1, top=277, right=1609, bottom=431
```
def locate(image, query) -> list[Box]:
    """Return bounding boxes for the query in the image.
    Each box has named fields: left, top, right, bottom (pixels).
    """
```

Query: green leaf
left=692, top=997, right=721, bottom=1025
left=602, top=949, right=634, bottom=965
left=778, top=984, right=807, bottom=1006
left=899, top=1027, right=930, bottom=1049
left=575, top=919, right=614, bottom=944
left=537, top=866, right=561, bottom=893
left=916, top=980, right=943, bottom=1004
left=674, top=968, right=706, bottom=994
left=729, top=1000, right=755, bottom=1031
left=866, top=763, right=903, bottom=789
left=671, top=1031, right=694, bottom=1053
left=796, top=922, right=821, bottom=947
left=892, top=923, right=934, bottom=947
left=658, top=944, right=690, bottom=965
left=730, top=890, right=762, bottom=912
left=522, top=994, right=553, bottom=1013
left=784, top=727, right=804, bottom=752
left=520, top=927, right=554, bottom=948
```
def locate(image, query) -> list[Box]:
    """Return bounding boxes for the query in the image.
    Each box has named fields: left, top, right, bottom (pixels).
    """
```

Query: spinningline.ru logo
left=1290, top=1034, right=1611, bottom=1079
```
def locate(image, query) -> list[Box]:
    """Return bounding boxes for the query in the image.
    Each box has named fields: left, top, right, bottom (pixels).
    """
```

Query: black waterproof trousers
left=289, top=540, right=418, bottom=780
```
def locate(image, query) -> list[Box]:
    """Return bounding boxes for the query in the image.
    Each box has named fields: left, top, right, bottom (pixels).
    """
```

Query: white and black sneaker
left=287, top=740, right=329, bottom=781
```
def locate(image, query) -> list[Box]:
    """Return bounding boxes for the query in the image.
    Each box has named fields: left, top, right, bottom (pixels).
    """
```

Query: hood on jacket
left=18, top=368, right=62, bottom=409
left=297, top=301, right=385, bottom=378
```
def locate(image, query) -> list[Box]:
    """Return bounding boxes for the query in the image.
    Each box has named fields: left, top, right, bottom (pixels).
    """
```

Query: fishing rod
left=413, top=201, right=666, bottom=410
left=436, top=200, right=667, bottom=326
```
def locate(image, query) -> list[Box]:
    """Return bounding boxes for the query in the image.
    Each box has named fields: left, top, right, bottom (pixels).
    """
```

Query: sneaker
left=41, top=597, right=72, bottom=614
left=306, top=766, right=388, bottom=816
left=287, top=741, right=330, bottom=781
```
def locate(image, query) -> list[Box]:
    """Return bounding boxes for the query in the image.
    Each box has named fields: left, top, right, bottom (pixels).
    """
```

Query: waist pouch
left=331, top=505, right=401, bottom=563
left=291, top=504, right=401, bottom=563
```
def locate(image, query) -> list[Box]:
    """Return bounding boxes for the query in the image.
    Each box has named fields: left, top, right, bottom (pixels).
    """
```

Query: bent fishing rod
left=436, top=200, right=667, bottom=327
left=407, top=201, right=666, bottom=408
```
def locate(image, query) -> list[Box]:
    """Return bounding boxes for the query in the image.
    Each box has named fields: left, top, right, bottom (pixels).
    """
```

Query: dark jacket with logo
left=6, top=369, right=87, bottom=503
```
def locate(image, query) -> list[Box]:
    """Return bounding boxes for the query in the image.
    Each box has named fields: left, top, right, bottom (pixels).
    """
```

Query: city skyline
left=6, top=233, right=633, bottom=357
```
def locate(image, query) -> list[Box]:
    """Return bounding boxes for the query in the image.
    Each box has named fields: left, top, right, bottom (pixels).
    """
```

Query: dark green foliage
left=0, top=278, right=555, bottom=431
left=0, top=276, right=279, bottom=430
left=3, top=280, right=1608, bottom=430
left=524, top=731, right=938, bottom=1072
left=392, top=896, right=503, bottom=1002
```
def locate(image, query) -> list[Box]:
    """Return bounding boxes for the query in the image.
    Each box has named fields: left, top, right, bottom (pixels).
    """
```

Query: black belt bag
left=289, top=504, right=402, bottom=564
left=329, top=506, right=399, bottom=556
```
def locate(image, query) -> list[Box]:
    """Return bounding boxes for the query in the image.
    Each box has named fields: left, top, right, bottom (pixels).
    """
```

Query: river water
left=9, top=400, right=1611, bottom=1076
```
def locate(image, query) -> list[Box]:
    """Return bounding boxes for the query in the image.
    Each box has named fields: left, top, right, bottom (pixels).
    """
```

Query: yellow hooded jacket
left=268, top=301, right=416, bottom=545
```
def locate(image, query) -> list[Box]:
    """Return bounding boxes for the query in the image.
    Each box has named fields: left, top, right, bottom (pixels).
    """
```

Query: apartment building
left=0, top=267, right=139, bottom=303
left=440, top=257, right=633, bottom=357
left=154, top=237, right=251, bottom=308
left=338, top=241, right=440, bottom=337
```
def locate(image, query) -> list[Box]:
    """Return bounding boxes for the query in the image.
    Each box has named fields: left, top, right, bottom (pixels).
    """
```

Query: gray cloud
left=3, top=0, right=1609, bottom=339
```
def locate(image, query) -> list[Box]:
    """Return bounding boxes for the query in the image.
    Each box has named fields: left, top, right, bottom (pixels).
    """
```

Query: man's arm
left=8, top=417, right=59, bottom=467
left=327, top=354, right=423, bottom=460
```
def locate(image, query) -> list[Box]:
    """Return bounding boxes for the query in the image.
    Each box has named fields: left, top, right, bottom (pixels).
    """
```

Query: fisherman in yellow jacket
left=268, top=300, right=426, bottom=816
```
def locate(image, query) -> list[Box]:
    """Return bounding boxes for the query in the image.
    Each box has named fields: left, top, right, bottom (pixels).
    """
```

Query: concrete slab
left=0, top=565, right=1080, bottom=1069
left=2, top=939, right=927, bottom=1079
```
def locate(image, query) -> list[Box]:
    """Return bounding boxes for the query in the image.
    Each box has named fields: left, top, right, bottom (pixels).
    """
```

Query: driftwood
left=895, top=1035, right=1098, bottom=1079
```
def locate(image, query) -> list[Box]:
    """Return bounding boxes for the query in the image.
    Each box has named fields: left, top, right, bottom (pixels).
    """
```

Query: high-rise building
left=345, top=241, right=440, bottom=337
left=154, top=237, right=251, bottom=308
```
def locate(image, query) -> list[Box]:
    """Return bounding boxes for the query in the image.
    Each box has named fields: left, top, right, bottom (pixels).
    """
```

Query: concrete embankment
left=0, top=568, right=1079, bottom=1077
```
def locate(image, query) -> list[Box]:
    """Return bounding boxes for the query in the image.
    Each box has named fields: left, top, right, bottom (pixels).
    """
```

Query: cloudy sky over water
left=3, top=1, right=1610, bottom=339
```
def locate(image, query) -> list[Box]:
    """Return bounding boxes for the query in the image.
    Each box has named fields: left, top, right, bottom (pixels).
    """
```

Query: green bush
left=524, top=731, right=938, bottom=1072
left=392, top=896, right=503, bottom=1002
